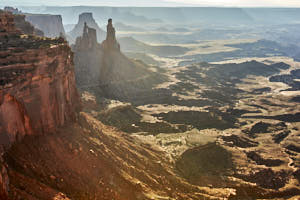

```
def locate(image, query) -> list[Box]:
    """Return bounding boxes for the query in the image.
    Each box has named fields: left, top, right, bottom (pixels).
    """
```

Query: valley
left=1, top=5, right=300, bottom=200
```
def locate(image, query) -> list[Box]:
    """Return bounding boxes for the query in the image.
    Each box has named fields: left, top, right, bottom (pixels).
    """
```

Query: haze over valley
left=1, top=3, right=300, bottom=200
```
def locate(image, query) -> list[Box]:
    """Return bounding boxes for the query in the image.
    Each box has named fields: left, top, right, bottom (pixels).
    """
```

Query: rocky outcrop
left=68, top=12, right=105, bottom=43
left=25, top=14, right=65, bottom=38
left=73, top=18, right=165, bottom=103
left=221, top=135, right=258, bottom=148
left=0, top=15, right=80, bottom=148
left=3, top=7, right=43, bottom=36
left=237, top=168, right=289, bottom=190
left=14, top=14, right=44, bottom=36
left=247, top=121, right=287, bottom=137
left=246, top=151, right=284, bottom=167
left=272, top=130, right=290, bottom=144
left=101, top=19, right=120, bottom=51
left=72, top=22, right=103, bottom=87
left=0, top=10, right=80, bottom=197
left=0, top=11, right=20, bottom=35
left=3, top=7, right=21, bottom=15
left=97, top=19, right=165, bottom=101
left=74, top=22, right=98, bottom=51
left=0, top=39, right=80, bottom=147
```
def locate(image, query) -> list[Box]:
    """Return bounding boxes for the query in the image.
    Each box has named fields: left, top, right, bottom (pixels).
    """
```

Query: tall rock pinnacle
left=69, top=12, right=106, bottom=43
left=74, top=22, right=98, bottom=50
left=102, top=18, right=120, bottom=51
left=106, top=18, right=116, bottom=41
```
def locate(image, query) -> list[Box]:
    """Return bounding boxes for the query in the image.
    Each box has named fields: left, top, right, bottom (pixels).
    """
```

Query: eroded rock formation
left=3, top=7, right=44, bottom=36
left=0, top=12, right=80, bottom=148
left=101, top=18, right=120, bottom=51
left=14, top=14, right=44, bottom=36
left=0, top=11, right=20, bottom=35
left=72, top=22, right=103, bottom=87
left=74, top=22, right=97, bottom=51
left=3, top=7, right=21, bottom=15
left=68, top=12, right=106, bottom=43
left=0, top=11, right=80, bottom=197
left=73, top=17, right=164, bottom=102
left=25, top=14, right=65, bottom=38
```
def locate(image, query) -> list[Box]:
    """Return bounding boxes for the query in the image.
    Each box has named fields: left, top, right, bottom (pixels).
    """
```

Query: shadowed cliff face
left=25, top=14, right=65, bottom=38
left=98, top=19, right=166, bottom=102
left=0, top=11, right=80, bottom=198
left=73, top=18, right=166, bottom=102
left=101, top=19, right=120, bottom=52
left=72, top=23, right=103, bottom=87
left=68, top=12, right=106, bottom=44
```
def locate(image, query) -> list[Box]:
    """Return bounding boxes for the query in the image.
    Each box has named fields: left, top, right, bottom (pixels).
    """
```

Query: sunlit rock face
left=0, top=10, right=80, bottom=149
left=0, top=11, right=80, bottom=197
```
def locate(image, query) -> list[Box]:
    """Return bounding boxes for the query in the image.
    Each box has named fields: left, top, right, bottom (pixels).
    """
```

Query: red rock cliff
left=0, top=11, right=80, bottom=198
left=0, top=10, right=80, bottom=149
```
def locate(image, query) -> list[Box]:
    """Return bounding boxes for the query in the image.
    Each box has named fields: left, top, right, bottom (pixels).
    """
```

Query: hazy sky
left=2, top=0, right=300, bottom=7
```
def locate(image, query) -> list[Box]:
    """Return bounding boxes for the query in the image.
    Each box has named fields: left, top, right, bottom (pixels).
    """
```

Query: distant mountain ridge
left=18, top=6, right=300, bottom=25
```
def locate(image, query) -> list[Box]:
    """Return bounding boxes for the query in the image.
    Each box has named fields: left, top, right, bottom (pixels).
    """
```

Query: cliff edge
left=0, top=10, right=80, bottom=198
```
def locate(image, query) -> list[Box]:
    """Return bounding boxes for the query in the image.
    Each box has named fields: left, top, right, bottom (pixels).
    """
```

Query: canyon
left=1, top=6, right=300, bottom=200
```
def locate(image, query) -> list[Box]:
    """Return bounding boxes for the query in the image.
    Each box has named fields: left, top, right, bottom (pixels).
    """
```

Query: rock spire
left=102, top=18, right=120, bottom=51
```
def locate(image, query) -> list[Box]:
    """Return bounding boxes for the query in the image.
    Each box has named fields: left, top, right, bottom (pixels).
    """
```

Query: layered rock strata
left=0, top=11, right=80, bottom=198
left=0, top=11, right=80, bottom=148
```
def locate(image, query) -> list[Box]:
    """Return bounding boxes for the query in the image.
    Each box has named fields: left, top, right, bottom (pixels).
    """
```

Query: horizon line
left=2, top=5, right=300, bottom=9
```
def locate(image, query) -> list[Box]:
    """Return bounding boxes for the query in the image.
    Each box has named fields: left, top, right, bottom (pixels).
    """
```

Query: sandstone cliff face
left=0, top=44, right=80, bottom=146
left=25, top=14, right=65, bottom=38
left=0, top=11, right=80, bottom=197
left=0, top=29, right=80, bottom=148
